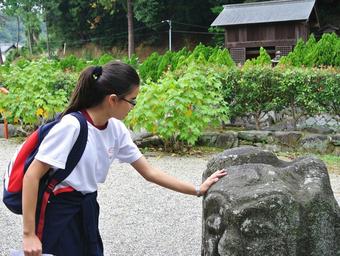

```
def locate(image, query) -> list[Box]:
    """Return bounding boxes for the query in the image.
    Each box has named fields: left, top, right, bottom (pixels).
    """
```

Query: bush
left=309, top=67, right=340, bottom=115
left=138, top=52, right=162, bottom=82
left=126, top=63, right=229, bottom=150
left=121, top=54, right=140, bottom=70
left=92, top=53, right=115, bottom=66
left=243, top=47, right=271, bottom=68
left=57, top=54, right=88, bottom=72
left=208, top=47, right=235, bottom=67
left=233, top=66, right=281, bottom=130
left=139, top=45, right=234, bottom=83
left=280, top=33, right=340, bottom=67
left=0, top=58, right=77, bottom=127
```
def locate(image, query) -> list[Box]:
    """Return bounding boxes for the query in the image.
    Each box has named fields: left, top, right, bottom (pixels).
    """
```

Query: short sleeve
left=35, top=115, right=81, bottom=169
left=116, top=125, right=142, bottom=164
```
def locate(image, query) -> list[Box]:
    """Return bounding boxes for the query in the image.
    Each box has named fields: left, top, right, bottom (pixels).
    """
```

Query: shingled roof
left=211, top=0, right=316, bottom=26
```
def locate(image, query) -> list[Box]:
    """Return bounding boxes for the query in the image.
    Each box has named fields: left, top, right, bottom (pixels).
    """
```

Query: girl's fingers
left=211, top=169, right=227, bottom=178
left=201, top=169, right=228, bottom=194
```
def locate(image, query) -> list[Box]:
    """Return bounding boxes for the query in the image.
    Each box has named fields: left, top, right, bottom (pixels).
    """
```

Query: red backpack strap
left=36, top=179, right=58, bottom=240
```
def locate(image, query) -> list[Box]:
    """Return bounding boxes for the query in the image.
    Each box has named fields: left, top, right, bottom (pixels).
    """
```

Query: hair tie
left=92, top=66, right=102, bottom=80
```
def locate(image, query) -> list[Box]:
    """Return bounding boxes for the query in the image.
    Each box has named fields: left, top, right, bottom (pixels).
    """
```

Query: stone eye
left=240, top=218, right=275, bottom=237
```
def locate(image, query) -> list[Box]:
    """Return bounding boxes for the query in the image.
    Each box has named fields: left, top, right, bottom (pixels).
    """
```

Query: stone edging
left=2, top=124, right=339, bottom=155
left=134, top=130, right=340, bottom=156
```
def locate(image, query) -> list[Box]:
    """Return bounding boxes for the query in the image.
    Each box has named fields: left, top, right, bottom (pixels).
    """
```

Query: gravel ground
left=0, top=138, right=339, bottom=256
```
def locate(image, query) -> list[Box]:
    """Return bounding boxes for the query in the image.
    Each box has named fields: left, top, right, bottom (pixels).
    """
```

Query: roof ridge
left=223, top=0, right=314, bottom=9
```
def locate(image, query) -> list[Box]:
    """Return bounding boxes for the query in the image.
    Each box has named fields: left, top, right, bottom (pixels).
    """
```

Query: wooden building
left=211, top=0, right=320, bottom=64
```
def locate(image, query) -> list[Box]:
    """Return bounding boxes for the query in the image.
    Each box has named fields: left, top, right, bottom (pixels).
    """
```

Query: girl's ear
left=109, top=94, right=119, bottom=105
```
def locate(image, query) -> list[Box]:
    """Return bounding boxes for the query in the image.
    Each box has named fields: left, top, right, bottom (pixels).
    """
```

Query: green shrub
left=92, top=53, right=115, bottom=66
left=309, top=67, right=340, bottom=115
left=139, top=45, right=234, bottom=83
left=126, top=63, right=229, bottom=150
left=243, top=47, right=271, bottom=68
left=233, top=66, right=281, bottom=130
left=277, top=67, right=325, bottom=128
left=58, top=54, right=87, bottom=72
left=138, top=52, right=162, bottom=82
left=121, top=54, right=140, bottom=70
left=0, top=58, right=77, bottom=126
left=219, top=67, right=242, bottom=121
left=280, top=33, right=340, bottom=67
left=313, top=33, right=340, bottom=67
left=208, top=48, right=235, bottom=67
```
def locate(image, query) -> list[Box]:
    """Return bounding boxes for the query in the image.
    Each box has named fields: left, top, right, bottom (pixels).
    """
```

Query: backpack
left=3, top=112, right=88, bottom=216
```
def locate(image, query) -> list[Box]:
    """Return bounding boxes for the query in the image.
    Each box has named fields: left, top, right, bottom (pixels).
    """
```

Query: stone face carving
left=202, top=147, right=340, bottom=256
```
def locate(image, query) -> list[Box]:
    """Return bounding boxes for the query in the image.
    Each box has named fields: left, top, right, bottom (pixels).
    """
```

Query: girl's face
left=110, top=85, right=139, bottom=120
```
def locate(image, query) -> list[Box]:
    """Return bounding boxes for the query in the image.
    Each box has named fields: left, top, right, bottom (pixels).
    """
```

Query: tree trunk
left=45, top=13, right=51, bottom=58
left=16, top=16, right=20, bottom=51
left=0, top=48, right=3, bottom=65
left=27, top=27, right=33, bottom=55
left=291, top=100, right=297, bottom=130
left=127, top=0, right=134, bottom=58
left=255, top=112, right=261, bottom=130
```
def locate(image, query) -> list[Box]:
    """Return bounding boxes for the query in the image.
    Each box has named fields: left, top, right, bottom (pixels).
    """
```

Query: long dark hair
left=63, top=61, right=139, bottom=115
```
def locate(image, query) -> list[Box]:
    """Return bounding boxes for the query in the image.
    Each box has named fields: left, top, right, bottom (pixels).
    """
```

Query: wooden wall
left=224, top=21, right=310, bottom=63
left=224, top=21, right=309, bottom=48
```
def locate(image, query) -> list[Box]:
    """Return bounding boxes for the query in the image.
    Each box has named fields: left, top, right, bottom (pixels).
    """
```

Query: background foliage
left=0, top=37, right=339, bottom=149
left=0, top=0, right=338, bottom=55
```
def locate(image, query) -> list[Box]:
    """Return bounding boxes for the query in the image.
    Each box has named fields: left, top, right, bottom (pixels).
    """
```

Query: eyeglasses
left=121, top=98, right=137, bottom=106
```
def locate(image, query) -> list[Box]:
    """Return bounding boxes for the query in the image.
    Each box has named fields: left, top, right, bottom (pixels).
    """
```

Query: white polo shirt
left=35, top=113, right=142, bottom=194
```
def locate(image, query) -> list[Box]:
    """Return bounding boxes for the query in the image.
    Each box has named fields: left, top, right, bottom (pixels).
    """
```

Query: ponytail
left=63, top=61, right=139, bottom=116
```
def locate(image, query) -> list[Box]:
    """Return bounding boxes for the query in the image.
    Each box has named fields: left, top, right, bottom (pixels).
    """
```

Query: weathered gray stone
left=134, top=135, right=163, bottom=148
left=197, top=132, right=238, bottom=149
left=305, top=117, right=316, bottom=126
left=334, top=147, right=340, bottom=157
left=261, top=143, right=282, bottom=153
left=204, top=147, right=285, bottom=174
left=216, top=132, right=238, bottom=148
left=299, top=134, right=334, bottom=154
left=317, top=118, right=327, bottom=126
left=302, top=126, right=335, bottom=135
left=130, top=130, right=153, bottom=142
left=324, top=114, right=332, bottom=122
left=238, top=139, right=254, bottom=146
left=328, top=119, right=338, bottom=128
left=272, top=131, right=303, bottom=149
left=202, top=147, right=340, bottom=256
left=298, top=114, right=340, bottom=133
left=331, top=134, right=340, bottom=146
left=197, top=133, right=218, bottom=147
left=238, top=131, right=272, bottom=143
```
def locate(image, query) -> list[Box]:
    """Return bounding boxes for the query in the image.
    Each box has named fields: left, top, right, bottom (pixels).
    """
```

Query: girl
left=22, top=61, right=227, bottom=256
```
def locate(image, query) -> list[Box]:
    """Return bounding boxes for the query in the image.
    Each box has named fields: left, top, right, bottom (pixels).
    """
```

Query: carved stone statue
left=202, top=147, right=340, bottom=256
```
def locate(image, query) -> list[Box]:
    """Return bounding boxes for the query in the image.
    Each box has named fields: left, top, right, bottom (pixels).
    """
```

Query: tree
left=98, top=0, right=135, bottom=57
left=0, top=13, right=6, bottom=64
left=1, top=0, right=42, bottom=55
left=38, top=1, right=60, bottom=58
left=126, top=0, right=134, bottom=57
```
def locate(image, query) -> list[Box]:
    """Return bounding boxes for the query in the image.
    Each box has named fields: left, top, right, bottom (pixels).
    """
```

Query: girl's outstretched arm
left=22, top=159, right=50, bottom=256
left=131, top=156, right=226, bottom=196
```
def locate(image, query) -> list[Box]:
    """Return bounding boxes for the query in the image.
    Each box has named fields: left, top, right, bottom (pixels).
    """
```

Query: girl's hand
left=199, top=169, right=227, bottom=195
left=23, top=233, right=42, bottom=256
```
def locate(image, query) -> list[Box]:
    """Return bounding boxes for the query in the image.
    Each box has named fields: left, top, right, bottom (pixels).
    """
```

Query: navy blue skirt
left=41, top=191, right=103, bottom=256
